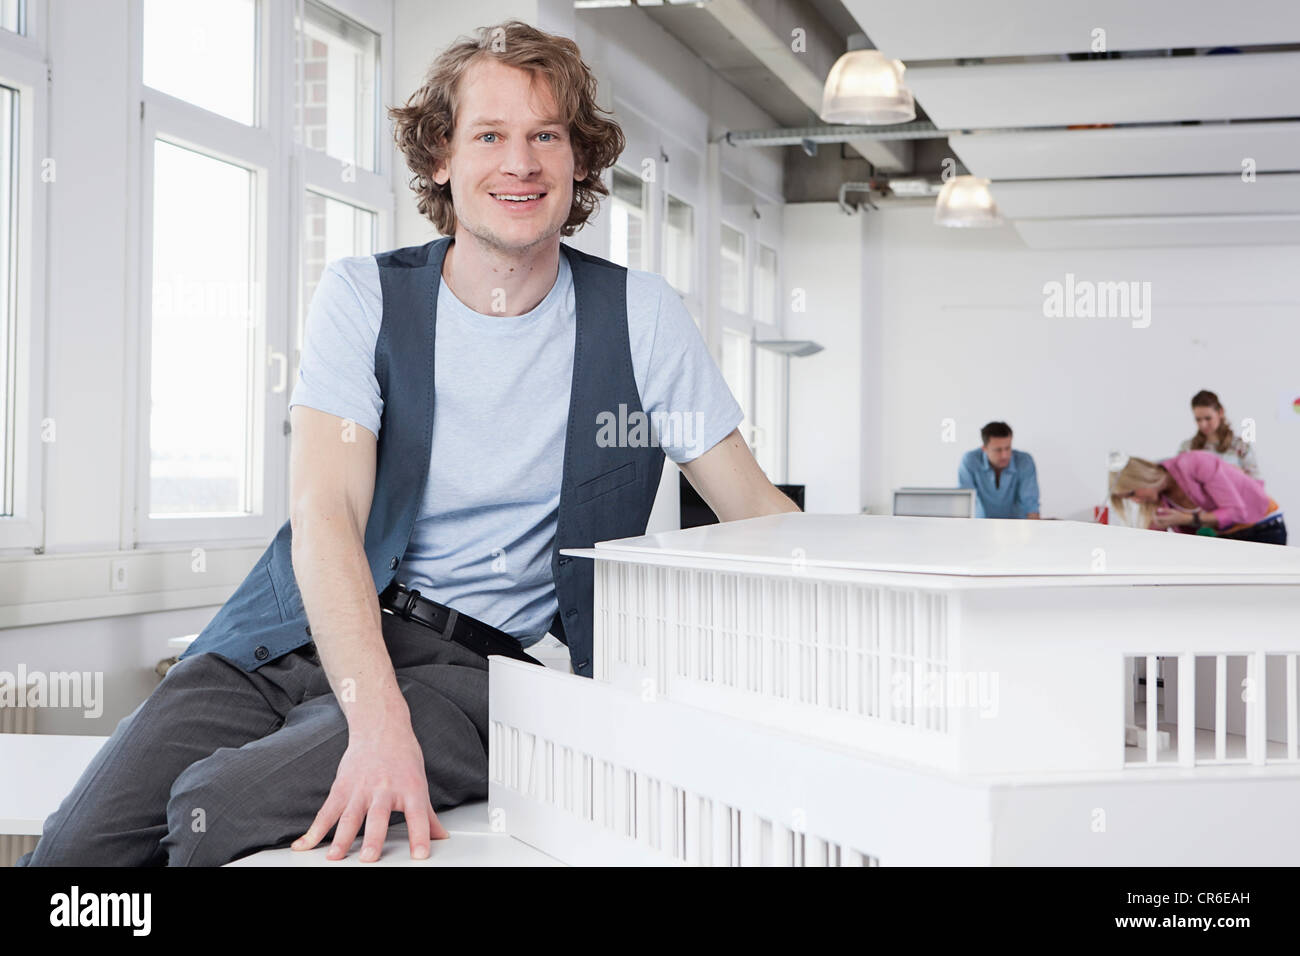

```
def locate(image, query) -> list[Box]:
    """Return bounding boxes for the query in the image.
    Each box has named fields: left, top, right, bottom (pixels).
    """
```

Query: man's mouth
left=491, top=191, right=547, bottom=208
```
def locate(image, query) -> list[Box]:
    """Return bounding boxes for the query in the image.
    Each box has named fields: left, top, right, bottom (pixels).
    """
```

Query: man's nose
left=500, top=137, right=541, bottom=177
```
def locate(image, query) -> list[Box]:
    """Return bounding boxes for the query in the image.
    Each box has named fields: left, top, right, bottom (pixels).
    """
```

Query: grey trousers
left=15, top=611, right=490, bottom=866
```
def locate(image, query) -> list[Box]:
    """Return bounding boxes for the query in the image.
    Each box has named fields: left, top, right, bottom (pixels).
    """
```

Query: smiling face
left=431, top=57, right=587, bottom=255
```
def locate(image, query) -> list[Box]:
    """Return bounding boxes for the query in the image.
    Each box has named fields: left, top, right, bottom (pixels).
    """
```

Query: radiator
left=0, top=677, right=39, bottom=866
left=0, top=678, right=37, bottom=734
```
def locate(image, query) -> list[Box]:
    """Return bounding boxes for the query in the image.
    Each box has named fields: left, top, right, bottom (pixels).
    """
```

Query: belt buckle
left=400, top=587, right=421, bottom=621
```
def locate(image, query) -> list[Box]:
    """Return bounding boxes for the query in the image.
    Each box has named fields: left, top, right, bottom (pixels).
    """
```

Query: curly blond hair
left=388, top=19, right=625, bottom=237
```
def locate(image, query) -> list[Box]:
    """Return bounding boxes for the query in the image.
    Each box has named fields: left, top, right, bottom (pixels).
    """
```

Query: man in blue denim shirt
left=957, top=421, right=1041, bottom=519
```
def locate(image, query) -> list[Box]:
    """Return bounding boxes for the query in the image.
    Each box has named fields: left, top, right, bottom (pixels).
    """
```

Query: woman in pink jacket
left=1110, top=450, right=1286, bottom=545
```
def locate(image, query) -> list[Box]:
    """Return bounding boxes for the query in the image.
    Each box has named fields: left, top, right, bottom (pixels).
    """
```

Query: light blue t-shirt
left=289, top=247, right=743, bottom=647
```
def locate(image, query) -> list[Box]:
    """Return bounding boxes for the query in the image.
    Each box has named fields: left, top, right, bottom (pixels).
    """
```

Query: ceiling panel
left=950, top=123, right=1300, bottom=180
left=907, top=52, right=1300, bottom=129
left=1013, top=215, right=1300, bottom=249
left=844, top=0, right=1300, bottom=60
left=992, top=174, right=1300, bottom=219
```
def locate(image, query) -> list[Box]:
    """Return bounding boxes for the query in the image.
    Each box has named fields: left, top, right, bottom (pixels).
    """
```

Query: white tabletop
left=563, top=513, right=1300, bottom=583
left=0, top=734, right=560, bottom=865
left=224, top=801, right=563, bottom=867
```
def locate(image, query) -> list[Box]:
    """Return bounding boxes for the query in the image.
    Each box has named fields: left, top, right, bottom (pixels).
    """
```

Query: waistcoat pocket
left=574, top=461, right=637, bottom=504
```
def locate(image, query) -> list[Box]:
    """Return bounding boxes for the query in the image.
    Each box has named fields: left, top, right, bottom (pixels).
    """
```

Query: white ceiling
left=841, top=0, right=1300, bottom=60
left=992, top=174, right=1300, bottom=219
left=907, top=53, right=1300, bottom=129
left=841, top=0, right=1300, bottom=247
left=949, top=123, right=1300, bottom=180
left=1013, top=215, right=1300, bottom=249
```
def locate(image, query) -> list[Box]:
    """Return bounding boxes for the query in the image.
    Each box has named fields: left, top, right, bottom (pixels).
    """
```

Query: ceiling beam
left=703, top=0, right=913, bottom=172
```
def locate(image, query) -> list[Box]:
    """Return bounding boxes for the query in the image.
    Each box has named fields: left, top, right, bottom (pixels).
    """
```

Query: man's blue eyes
left=479, top=132, right=559, bottom=142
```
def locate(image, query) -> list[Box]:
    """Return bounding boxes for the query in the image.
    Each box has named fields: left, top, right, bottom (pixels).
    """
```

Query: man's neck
left=441, top=231, right=561, bottom=317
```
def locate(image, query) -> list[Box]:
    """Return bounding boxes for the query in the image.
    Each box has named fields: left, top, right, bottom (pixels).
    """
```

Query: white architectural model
left=488, top=514, right=1300, bottom=865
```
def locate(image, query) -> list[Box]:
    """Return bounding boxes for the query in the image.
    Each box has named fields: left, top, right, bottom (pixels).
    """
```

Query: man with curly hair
left=19, top=19, right=798, bottom=868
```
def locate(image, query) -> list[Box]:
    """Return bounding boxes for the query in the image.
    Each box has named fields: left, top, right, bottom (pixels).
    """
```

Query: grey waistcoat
left=179, top=236, right=665, bottom=678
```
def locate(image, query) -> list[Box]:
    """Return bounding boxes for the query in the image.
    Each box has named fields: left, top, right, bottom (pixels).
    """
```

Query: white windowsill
left=0, top=545, right=265, bottom=629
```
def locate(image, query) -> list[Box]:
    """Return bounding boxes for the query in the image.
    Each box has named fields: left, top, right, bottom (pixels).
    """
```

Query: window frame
left=0, top=1, right=49, bottom=551
left=292, top=0, right=394, bottom=377
left=127, top=0, right=393, bottom=549
left=297, top=0, right=383, bottom=174
left=718, top=217, right=747, bottom=318
left=750, top=238, right=785, bottom=481
left=607, top=162, right=649, bottom=272
left=658, top=133, right=705, bottom=329
left=130, top=0, right=281, bottom=547
left=712, top=172, right=787, bottom=474
left=661, top=191, right=694, bottom=298
left=752, top=343, right=788, bottom=483
left=754, top=240, right=777, bottom=326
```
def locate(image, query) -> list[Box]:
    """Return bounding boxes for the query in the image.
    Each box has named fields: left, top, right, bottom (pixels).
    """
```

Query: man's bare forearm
left=291, top=510, right=408, bottom=735
left=719, top=481, right=802, bottom=523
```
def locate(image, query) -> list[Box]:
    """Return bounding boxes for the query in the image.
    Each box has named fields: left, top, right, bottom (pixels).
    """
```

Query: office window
left=1, top=0, right=22, bottom=34
left=144, top=0, right=258, bottom=126
left=721, top=329, right=751, bottom=443
left=608, top=166, right=646, bottom=270
left=755, top=243, right=776, bottom=325
left=0, top=85, right=14, bottom=515
left=753, top=347, right=786, bottom=481
left=135, top=0, right=392, bottom=546
left=148, top=141, right=257, bottom=516
left=720, top=223, right=746, bottom=314
left=663, top=193, right=693, bottom=295
left=297, top=1, right=379, bottom=171
left=299, top=190, right=376, bottom=350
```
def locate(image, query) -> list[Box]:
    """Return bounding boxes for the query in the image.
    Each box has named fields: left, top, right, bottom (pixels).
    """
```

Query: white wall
left=784, top=203, right=875, bottom=514
left=879, top=205, right=1300, bottom=522
left=788, top=201, right=1300, bottom=524
left=41, top=1, right=131, bottom=554
left=0, top=607, right=217, bottom=733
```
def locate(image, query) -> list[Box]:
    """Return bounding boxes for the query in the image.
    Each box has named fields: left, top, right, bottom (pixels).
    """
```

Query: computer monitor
left=680, top=472, right=806, bottom=528
left=892, top=487, right=976, bottom=518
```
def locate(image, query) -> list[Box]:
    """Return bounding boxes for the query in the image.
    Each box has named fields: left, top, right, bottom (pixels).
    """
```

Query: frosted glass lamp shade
left=819, top=50, right=916, bottom=125
left=934, top=175, right=1003, bottom=228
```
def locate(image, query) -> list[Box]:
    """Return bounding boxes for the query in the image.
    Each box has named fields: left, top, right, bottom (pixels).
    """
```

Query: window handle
left=268, top=348, right=287, bottom=393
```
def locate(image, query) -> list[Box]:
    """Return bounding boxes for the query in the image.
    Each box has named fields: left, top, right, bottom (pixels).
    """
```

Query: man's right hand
left=291, top=706, right=449, bottom=862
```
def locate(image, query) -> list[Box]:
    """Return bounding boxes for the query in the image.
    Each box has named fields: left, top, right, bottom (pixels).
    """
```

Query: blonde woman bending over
left=1110, top=451, right=1285, bottom=546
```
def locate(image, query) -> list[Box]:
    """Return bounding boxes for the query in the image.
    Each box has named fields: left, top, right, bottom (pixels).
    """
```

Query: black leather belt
left=378, top=580, right=544, bottom=667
